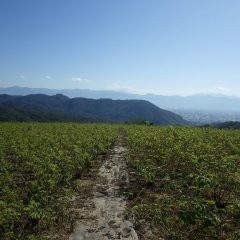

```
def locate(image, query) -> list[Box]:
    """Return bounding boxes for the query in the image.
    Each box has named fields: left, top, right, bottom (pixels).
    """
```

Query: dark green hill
left=1, top=86, right=240, bottom=111
left=0, top=105, right=93, bottom=122
left=206, top=121, right=240, bottom=130
left=0, top=94, right=187, bottom=125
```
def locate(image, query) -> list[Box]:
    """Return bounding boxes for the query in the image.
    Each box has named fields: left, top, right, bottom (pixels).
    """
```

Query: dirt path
left=69, top=134, right=138, bottom=240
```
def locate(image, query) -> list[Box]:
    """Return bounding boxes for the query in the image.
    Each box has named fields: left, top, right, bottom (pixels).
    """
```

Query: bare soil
left=69, top=134, right=139, bottom=240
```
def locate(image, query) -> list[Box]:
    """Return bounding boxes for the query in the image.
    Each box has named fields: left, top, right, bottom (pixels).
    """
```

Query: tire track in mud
left=69, top=134, right=138, bottom=240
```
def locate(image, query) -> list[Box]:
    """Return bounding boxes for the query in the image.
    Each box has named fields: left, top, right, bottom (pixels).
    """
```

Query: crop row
left=0, top=123, right=118, bottom=240
left=125, top=126, right=240, bottom=240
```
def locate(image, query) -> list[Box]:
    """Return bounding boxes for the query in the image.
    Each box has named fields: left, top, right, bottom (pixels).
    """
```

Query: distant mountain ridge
left=0, top=86, right=239, bottom=111
left=0, top=94, right=187, bottom=125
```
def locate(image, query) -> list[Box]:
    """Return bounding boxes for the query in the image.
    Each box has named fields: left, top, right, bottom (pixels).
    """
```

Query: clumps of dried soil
left=69, top=136, right=138, bottom=240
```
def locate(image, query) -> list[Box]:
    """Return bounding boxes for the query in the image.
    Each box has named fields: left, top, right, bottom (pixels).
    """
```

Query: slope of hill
left=0, top=105, right=96, bottom=122
left=205, top=121, right=240, bottom=129
left=0, top=94, right=187, bottom=125
left=1, top=86, right=240, bottom=111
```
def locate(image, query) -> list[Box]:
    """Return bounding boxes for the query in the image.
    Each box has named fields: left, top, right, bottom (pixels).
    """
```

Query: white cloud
left=72, top=77, right=90, bottom=83
left=19, top=75, right=26, bottom=80
left=215, top=86, right=231, bottom=92
left=45, top=75, right=52, bottom=80
left=105, top=82, right=147, bottom=95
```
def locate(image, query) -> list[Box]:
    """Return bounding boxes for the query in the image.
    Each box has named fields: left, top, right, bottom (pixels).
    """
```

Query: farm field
left=0, top=123, right=240, bottom=239
left=0, top=123, right=119, bottom=240
left=125, top=126, right=240, bottom=239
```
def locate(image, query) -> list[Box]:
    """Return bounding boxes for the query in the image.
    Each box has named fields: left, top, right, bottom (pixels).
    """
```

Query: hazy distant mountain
left=0, top=86, right=239, bottom=111
left=0, top=94, right=187, bottom=125
left=0, top=86, right=137, bottom=99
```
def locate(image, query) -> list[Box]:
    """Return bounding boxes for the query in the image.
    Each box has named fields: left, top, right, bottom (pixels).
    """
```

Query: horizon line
left=0, top=85, right=239, bottom=98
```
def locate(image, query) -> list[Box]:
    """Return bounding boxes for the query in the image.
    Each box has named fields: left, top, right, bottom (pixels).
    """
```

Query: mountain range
left=0, top=94, right=187, bottom=125
left=0, top=86, right=240, bottom=111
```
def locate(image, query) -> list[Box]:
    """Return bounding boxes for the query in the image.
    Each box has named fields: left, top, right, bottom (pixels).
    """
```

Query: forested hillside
left=0, top=94, right=187, bottom=125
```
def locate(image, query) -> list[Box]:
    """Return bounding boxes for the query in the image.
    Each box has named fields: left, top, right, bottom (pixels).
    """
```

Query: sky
left=0, top=0, right=240, bottom=96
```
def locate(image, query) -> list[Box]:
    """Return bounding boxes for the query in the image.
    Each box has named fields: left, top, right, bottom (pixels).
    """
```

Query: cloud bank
left=72, top=77, right=90, bottom=83
left=215, top=86, right=231, bottom=92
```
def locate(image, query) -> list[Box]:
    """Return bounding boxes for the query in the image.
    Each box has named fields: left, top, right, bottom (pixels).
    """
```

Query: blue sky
left=0, top=0, right=240, bottom=96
